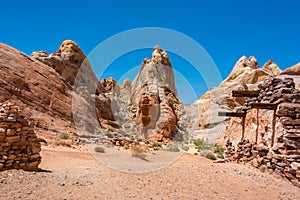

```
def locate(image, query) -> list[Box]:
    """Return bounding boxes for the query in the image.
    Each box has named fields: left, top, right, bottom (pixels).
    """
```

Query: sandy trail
left=0, top=146, right=299, bottom=200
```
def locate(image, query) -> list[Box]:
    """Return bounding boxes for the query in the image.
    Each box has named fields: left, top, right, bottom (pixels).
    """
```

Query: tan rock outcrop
left=0, top=41, right=117, bottom=134
left=221, top=56, right=281, bottom=87
left=131, top=46, right=181, bottom=142
left=281, top=62, right=300, bottom=75
left=192, top=56, right=281, bottom=142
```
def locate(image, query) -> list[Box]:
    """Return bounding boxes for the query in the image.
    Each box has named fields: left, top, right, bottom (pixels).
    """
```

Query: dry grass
left=131, top=145, right=148, bottom=161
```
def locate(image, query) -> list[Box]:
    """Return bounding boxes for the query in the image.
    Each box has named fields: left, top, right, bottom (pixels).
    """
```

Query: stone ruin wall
left=225, top=77, right=300, bottom=187
left=0, top=102, right=41, bottom=171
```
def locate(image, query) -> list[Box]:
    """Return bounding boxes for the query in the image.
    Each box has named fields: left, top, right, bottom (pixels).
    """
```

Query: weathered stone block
left=6, top=136, right=20, bottom=142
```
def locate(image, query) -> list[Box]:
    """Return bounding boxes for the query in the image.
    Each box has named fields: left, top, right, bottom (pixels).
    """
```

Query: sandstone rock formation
left=191, top=56, right=281, bottom=142
left=281, top=62, right=300, bottom=75
left=31, top=40, right=85, bottom=86
left=0, top=102, right=41, bottom=171
left=200, top=56, right=281, bottom=100
left=131, top=46, right=182, bottom=142
left=31, top=40, right=104, bottom=94
left=220, top=56, right=281, bottom=87
left=101, top=77, right=120, bottom=95
left=0, top=41, right=117, bottom=135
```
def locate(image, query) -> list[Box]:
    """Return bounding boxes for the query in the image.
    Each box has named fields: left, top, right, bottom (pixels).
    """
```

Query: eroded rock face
left=136, top=92, right=159, bottom=138
left=281, top=62, right=300, bottom=75
left=191, top=56, right=282, bottom=142
left=101, top=77, right=120, bottom=95
left=221, top=56, right=281, bottom=87
left=0, top=41, right=117, bottom=134
left=131, top=46, right=181, bottom=142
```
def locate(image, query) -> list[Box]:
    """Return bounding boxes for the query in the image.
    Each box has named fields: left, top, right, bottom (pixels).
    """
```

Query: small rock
left=291, top=162, right=300, bottom=170
left=58, top=183, right=65, bottom=187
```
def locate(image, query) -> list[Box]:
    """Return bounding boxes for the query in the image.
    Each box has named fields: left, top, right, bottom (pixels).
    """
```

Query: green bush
left=165, top=144, right=180, bottom=152
left=94, top=146, right=105, bottom=153
left=60, top=133, right=69, bottom=140
left=194, top=138, right=225, bottom=159
left=105, top=132, right=113, bottom=138
left=193, top=138, right=213, bottom=152
left=152, top=141, right=162, bottom=148
left=213, top=144, right=225, bottom=159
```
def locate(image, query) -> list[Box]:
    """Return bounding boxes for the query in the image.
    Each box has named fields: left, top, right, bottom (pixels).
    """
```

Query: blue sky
left=1, top=0, right=300, bottom=104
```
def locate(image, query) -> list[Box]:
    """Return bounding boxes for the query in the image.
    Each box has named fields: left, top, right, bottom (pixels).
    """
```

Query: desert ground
left=0, top=145, right=299, bottom=200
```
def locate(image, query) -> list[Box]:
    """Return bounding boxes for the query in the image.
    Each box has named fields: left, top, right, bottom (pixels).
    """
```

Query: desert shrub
left=54, top=141, right=71, bottom=147
left=213, top=144, right=225, bottom=159
left=194, top=138, right=225, bottom=159
left=131, top=145, right=147, bottom=154
left=60, top=133, right=69, bottom=140
left=152, top=141, right=162, bottom=148
left=94, top=146, right=105, bottom=153
left=131, top=145, right=147, bottom=160
left=105, top=132, right=113, bottom=138
left=104, top=127, right=115, bottom=133
left=193, top=138, right=213, bottom=152
left=165, top=144, right=180, bottom=152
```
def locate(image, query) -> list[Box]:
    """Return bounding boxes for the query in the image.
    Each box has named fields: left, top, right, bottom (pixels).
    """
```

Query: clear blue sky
left=1, top=0, right=300, bottom=104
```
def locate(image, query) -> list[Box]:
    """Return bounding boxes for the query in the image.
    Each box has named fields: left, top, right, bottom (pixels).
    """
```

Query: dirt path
left=0, top=146, right=299, bottom=199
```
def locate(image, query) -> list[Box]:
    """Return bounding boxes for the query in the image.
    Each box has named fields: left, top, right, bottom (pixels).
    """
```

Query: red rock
left=0, top=41, right=117, bottom=134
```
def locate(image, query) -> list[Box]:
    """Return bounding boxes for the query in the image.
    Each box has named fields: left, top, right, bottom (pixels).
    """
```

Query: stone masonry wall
left=0, top=102, right=41, bottom=171
left=225, top=77, right=300, bottom=187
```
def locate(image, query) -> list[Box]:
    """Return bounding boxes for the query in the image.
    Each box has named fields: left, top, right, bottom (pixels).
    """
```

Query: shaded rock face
left=131, top=46, right=181, bottom=142
left=0, top=41, right=116, bottom=134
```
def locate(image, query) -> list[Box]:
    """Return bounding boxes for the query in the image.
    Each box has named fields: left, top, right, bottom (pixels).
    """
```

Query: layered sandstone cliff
left=0, top=41, right=117, bottom=135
